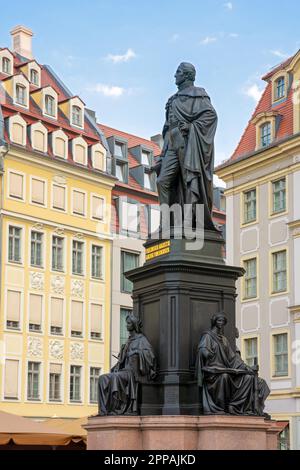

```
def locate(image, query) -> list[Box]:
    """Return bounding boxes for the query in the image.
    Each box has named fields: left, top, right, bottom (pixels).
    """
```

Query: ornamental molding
left=75, top=232, right=84, bottom=240
left=49, top=340, right=64, bottom=360
left=30, top=272, right=44, bottom=291
left=71, top=279, right=84, bottom=298
left=70, top=342, right=84, bottom=361
left=28, top=337, right=43, bottom=358
left=53, top=175, right=67, bottom=185
left=51, top=275, right=65, bottom=295
left=32, top=223, right=44, bottom=231
left=54, top=227, right=65, bottom=236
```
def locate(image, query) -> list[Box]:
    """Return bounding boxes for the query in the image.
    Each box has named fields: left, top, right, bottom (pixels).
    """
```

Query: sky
left=1, top=0, right=300, bottom=170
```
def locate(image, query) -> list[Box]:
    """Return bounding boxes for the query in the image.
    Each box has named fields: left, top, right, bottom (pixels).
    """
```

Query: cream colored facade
left=216, top=51, right=300, bottom=449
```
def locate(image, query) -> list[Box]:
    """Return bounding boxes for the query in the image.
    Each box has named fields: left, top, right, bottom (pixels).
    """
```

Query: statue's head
left=211, top=312, right=227, bottom=329
left=126, top=312, right=142, bottom=333
left=175, top=62, right=196, bottom=86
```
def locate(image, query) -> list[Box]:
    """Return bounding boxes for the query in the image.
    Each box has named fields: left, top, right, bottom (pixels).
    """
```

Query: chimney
left=151, top=134, right=164, bottom=150
left=10, top=25, right=33, bottom=59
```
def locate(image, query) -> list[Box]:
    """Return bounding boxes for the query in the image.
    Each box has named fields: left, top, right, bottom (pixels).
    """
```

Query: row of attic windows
left=6, top=115, right=106, bottom=171
left=0, top=51, right=85, bottom=130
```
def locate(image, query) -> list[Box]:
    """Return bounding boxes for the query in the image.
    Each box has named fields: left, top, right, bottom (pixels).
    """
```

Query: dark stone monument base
left=126, top=231, right=244, bottom=416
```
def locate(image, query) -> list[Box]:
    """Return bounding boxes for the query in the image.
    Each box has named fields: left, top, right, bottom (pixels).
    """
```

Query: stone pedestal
left=85, top=415, right=279, bottom=450
left=126, top=231, right=244, bottom=415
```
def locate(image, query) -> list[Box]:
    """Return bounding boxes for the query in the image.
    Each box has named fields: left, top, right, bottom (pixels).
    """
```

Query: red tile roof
left=219, top=51, right=299, bottom=167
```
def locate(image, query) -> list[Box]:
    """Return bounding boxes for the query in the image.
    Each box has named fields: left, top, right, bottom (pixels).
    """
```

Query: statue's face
left=175, top=66, right=186, bottom=86
left=215, top=317, right=226, bottom=329
left=126, top=318, right=135, bottom=332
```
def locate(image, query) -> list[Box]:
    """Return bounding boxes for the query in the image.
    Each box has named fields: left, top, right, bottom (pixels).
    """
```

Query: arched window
left=2, top=57, right=11, bottom=74
left=275, top=77, right=285, bottom=100
left=72, top=106, right=82, bottom=127
left=16, top=84, right=26, bottom=106
left=260, top=122, right=271, bottom=147
left=45, top=95, right=55, bottom=117
left=30, top=69, right=39, bottom=86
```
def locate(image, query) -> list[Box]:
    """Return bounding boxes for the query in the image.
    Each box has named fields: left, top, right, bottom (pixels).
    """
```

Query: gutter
left=0, top=102, right=9, bottom=315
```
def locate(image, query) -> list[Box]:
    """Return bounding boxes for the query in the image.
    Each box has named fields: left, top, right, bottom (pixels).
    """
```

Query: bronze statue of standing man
left=152, top=62, right=218, bottom=230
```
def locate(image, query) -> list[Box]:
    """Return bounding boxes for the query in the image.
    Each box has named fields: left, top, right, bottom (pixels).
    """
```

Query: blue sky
left=1, top=0, right=300, bottom=168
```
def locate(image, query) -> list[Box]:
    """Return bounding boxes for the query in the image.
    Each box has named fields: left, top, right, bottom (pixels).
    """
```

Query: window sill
left=241, top=296, right=259, bottom=303
left=270, top=290, right=288, bottom=297
left=27, top=398, right=41, bottom=402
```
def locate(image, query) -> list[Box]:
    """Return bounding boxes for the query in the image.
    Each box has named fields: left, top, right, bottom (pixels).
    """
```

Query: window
left=49, top=364, right=62, bottom=401
left=8, top=226, right=22, bottom=263
left=273, top=333, right=288, bottom=377
left=55, top=137, right=67, bottom=158
left=91, top=245, right=103, bottom=279
left=52, top=185, right=66, bottom=211
left=121, top=201, right=139, bottom=233
left=29, top=294, right=42, bottom=332
left=31, top=232, right=43, bottom=267
left=16, top=84, right=26, bottom=106
left=74, top=143, right=86, bottom=165
left=116, top=162, right=127, bottom=182
left=30, top=69, right=39, bottom=86
left=72, top=106, right=82, bottom=127
left=272, top=250, right=287, bottom=293
left=72, top=241, right=84, bottom=275
left=141, top=151, right=150, bottom=166
left=244, top=338, right=258, bottom=367
left=90, top=367, right=101, bottom=403
left=72, top=190, right=85, bottom=216
left=31, top=178, right=45, bottom=205
left=71, top=301, right=83, bottom=337
left=50, top=298, right=63, bottom=335
left=115, top=143, right=124, bottom=158
left=4, top=360, right=19, bottom=400
left=244, top=258, right=257, bottom=299
left=272, top=178, right=286, bottom=214
left=9, top=172, right=24, bottom=200
left=276, top=77, right=285, bottom=100
left=278, top=424, right=290, bottom=450
left=260, top=122, right=271, bottom=148
left=70, top=365, right=82, bottom=402
left=121, top=251, right=139, bottom=293
left=27, top=362, right=40, bottom=400
left=92, top=195, right=104, bottom=220
left=2, top=57, right=11, bottom=74
left=52, top=236, right=64, bottom=271
left=11, top=121, right=25, bottom=145
left=148, top=206, right=160, bottom=236
left=6, top=290, right=21, bottom=330
left=144, top=172, right=152, bottom=190
left=45, top=95, right=55, bottom=116
left=93, top=149, right=104, bottom=170
left=90, top=304, right=102, bottom=340
left=244, top=189, right=257, bottom=224
left=120, top=308, right=131, bottom=347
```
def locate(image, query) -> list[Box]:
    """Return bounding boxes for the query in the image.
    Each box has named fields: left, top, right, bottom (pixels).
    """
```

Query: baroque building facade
left=216, top=50, right=300, bottom=449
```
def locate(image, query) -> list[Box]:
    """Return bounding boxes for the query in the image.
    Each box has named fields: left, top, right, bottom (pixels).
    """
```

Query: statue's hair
left=211, top=312, right=228, bottom=328
left=126, top=312, right=142, bottom=333
left=178, top=62, right=196, bottom=82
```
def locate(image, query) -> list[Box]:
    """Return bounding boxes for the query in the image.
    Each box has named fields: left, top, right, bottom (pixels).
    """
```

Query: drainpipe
left=0, top=102, right=9, bottom=315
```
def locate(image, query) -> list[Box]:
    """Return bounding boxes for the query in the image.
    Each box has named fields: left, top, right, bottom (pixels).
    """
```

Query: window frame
left=27, top=292, right=44, bottom=334
left=242, top=256, right=258, bottom=301
left=71, top=105, right=83, bottom=128
left=30, top=176, right=47, bottom=208
left=71, top=188, right=87, bottom=218
left=89, top=366, right=101, bottom=404
left=30, top=230, right=44, bottom=269
left=2, top=358, right=21, bottom=402
left=2, top=56, right=11, bottom=75
left=89, top=302, right=103, bottom=342
left=242, top=188, right=257, bottom=225
left=15, top=83, right=27, bottom=107
left=5, top=288, right=23, bottom=332
left=48, top=362, right=63, bottom=403
left=51, top=183, right=67, bottom=213
left=8, top=224, right=23, bottom=265
left=51, top=235, right=65, bottom=273
left=45, top=94, right=56, bottom=117
left=72, top=239, right=85, bottom=276
left=49, top=296, right=65, bottom=337
left=26, top=361, right=42, bottom=402
left=271, top=177, right=287, bottom=216
left=271, top=331, right=290, bottom=379
left=91, top=244, right=104, bottom=280
left=242, top=336, right=259, bottom=367
left=69, top=365, right=83, bottom=403
left=271, top=249, right=288, bottom=295
left=120, top=250, right=140, bottom=293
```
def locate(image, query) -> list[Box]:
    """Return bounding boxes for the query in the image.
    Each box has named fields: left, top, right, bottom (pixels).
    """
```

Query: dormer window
left=2, top=57, right=11, bottom=74
left=72, top=106, right=82, bottom=127
left=144, top=172, right=152, bottom=190
left=141, top=150, right=150, bottom=166
left=275, top=77, right=285, bottom=100
left=45, top=95, right=56, bottom=117
left=260, top=122, right=271, bottom=147
left=16, top=84, right=26, bottom=106
left=30, top=69, right=39, bottom=86
left=116, top=162, right=126, bottom=182
left=115, top=142, right=124, bottom=158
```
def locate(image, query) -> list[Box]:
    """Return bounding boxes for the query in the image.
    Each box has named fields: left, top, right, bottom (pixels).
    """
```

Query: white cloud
left=106, top=48, right=137, bottom=64
left=244, top=84, right=264, bottom=103
left=200, top=36, right=217, bottom=45
left=224, top=2, right=233, bottom=10
left=229, top=33, right=239, bottom=38
left=213, top=174, right=226, bottom=188
left=270, top=49, right=289, bottom=59
left=87, top=83, right=125, bottom=98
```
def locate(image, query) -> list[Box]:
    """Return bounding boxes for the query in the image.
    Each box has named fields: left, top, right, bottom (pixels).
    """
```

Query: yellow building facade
left=0, top=27, right=115, bottom=418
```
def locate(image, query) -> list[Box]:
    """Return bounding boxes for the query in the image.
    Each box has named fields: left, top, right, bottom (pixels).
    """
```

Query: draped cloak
left=163, top=86, right=218, bottom=230
left=98, top=333, right=157, bottom=415
left=195, top=330, right=256, bottom=415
